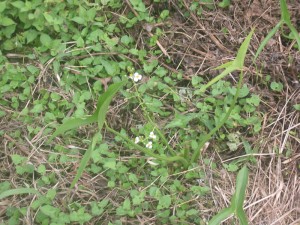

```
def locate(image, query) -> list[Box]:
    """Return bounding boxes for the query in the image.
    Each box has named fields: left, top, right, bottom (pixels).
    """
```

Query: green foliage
left=208, top=166, right=249, bottom=225
left=1, top=0, right=289, bottom=224
left=254, top=0, right=300, bottom=59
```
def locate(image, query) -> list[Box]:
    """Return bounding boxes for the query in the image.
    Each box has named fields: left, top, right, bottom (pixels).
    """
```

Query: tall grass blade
left=287, top=24, right=300, bottom=50
left=49, top=116, right=96, bottom=142
left=96, top=81, right=126, bottom=130
left=236, top=207, right=248, bottom=225
left=198, top=66, right=235, bottom=93
left=199, top=30, right=254, bottom=93
left=254, top=22, right=282, bottom=60
left=234, top=29, right=255, bottom=68
left=208, top=207, right=234, bottom=225
left=280, top=0, right=290, bottom=22
left=232, top=166, right=249, bottom=208
left=49, top=81, right=126, bottom=142
left=0, top=188, right=40, bottom=200
left=70, top=132, right=100, bottom=188
left=280, top=0, right=300, bottom=49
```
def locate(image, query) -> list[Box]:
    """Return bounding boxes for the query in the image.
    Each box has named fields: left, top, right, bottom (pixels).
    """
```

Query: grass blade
left=208, top=207, right=234, bottom=225
left=236, top=207, right=248, bottom=225
left=287, top=24, right=300, bottom=50
left=0, top=188, right=40, bottom=200
left=254, top=21, right=282, bottom=60
left=49, top=81, right=126, bottom=142
left=198, top=66, right=235, bottom=93
left=96, top=81, right=127, bottom=130
left=233, top=166, right=249, bottom=208
left=199, top=30, right=254, bottom=93
left=234, top=29, right=254, bottom=68
left=280, top=0, right=290, bottom=22
left=70, top=132, right=100, bottom=188
left=49, top=116, right=96, bottom=142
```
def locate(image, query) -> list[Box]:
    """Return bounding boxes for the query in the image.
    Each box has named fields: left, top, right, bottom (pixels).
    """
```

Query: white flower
left=149, top=131, right=156, bottom=140
left=146, top=141, right=152, bottom=149
left=130, top=72, right=142, bottom=82
left=135, top=136, right=140, bottom=144
left=147, top=157, right=159, bottom=166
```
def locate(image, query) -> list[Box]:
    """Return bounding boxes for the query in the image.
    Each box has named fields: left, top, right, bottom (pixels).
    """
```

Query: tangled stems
left=191, top=71, right=244, bottom=163
left=105, top=123, right=189, bottom=168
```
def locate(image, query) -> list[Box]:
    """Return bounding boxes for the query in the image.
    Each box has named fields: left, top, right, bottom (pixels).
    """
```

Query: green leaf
left=232, top=166, right=249, bottom=209
left=0, top=17, right=15, bottom=26
left=72, top=16, right=86, bottom=25
left=293, top=104, right=300, bottom=111
left=49, top=81, right=126, bottom=141
left=40, top=33, right=52, bottom=47
left=24, top=29, right=38, bottom=44
left=0, top=188, right=40, bottom=200
left=280, top=0, right=290, bottom=22
left=96, top=81, right=126, bottom=130
left=40, top=205, right=59, bottom=218
left=157, top=195, right=171, bottom=210
left=11, top=154, right=26, bottom=165
left=70, top=132, right=101, bottom=189
left=208, top=207, right=234, bottom=225
left=198, top=30, right=254, bottom=93
left=254, top=21, right=282, bottom=60
left=0, top=2, right=6, bottom=12
left=270, top=82, right=283, bottom=92
left=218, top=0, right=231, bottom=8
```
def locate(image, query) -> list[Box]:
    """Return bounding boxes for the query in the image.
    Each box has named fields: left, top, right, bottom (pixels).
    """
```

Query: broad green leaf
left=40, top=33, right=52, bottom=47
left=254, top=21, right=282, bottom=60
left=208, top=206, right=234, bottom=225
left=0, top=2, right=6, bottom=12
left=40, top=205, right=59, bottom=218
left=0, top=188, right=40, bottom=200
left=0, top=17, right=16, bottom=26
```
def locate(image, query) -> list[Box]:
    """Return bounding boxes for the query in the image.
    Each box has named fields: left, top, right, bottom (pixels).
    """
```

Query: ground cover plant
left=0, top=0, right=299, bottom=224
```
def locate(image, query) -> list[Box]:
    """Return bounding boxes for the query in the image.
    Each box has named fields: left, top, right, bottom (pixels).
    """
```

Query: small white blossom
left=147, top=157, right=159, bottom=166
left=149, top=131, right=156, bottom=140
left=146, top=141, right=152, bottom=149
left=135, top=136, right=140, bottom=144
left=130, top=72, right=142, bottom=82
